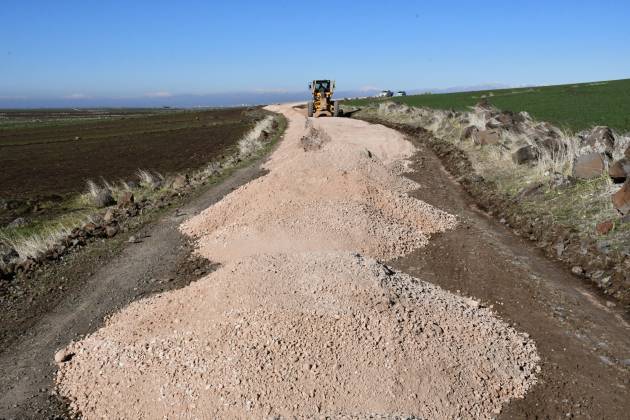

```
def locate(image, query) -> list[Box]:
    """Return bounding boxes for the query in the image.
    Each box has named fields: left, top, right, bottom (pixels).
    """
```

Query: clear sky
left=1, top=0, right=629, bottom=104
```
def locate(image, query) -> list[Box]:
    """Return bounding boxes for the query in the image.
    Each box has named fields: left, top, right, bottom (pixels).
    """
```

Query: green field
left=345, top=78, right=630, bottom=133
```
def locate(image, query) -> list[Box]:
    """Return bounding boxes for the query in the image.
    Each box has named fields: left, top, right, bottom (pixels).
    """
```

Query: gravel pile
left=56, top=104, right=539, bottom=419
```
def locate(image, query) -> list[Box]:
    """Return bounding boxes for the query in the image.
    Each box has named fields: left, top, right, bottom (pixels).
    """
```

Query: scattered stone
left=571, top=266, right=584, bottom=275
left=8, top=217, right=29, bottom=228
left=54, top=349, right=74, bottom=364
left=608, top=158, right=630, bottom=183
left=91, top=189, right=115, bottom=208
left=74, top=136, right=81, bottom=141
left=117, top=191, right=134, bottom=208
left=461, top=125, right=479, bottom=141
left=171, top=174, right=189, bottom=189
left=128, top=235, right=137, bottom=244
left=475, top=129, right=501, bottom=146
left=103, top=208, right=115, bottom=223
left=612, top=180, right=630, bottom=216
left=572, top=152, right=608, bottom=179
left=105, top=225, right=118, bottom=238
left=512, top=145, right=538, bottom=165
left=595, top=220, right=614, bottom=235
left=584, top=126, right=615, bottom=155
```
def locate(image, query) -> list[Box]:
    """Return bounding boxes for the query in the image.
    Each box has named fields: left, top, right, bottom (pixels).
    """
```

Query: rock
left=571, top=266, right=584, bottom=275
left=584, top=126, right=615, bottom=155
left=83, top=222, right=97, bottom=235
left=496, top=111, right=515, bottom=127
left=105, top=225, right=118, bottom=238
left=91, top=189, right=115, bottom=208
left=1, top=247, right=18, bottom=264
left=74, top=136, right=81, bottom=141
left=118, top=191, right=134, bottom=208
left=103, top=208, right=115, bottom=223
left=572, top=152, right=608, bottom=179
left=461, top=125, right=478, bottom=141
left=171, top=174, right=189, bottom=189
left=626, top=145, right=630, bottom=159
left=512, top=145, right=538, bottom=165
left=538, top=136, right=565, bottom=153
left=8, top=217, right=29, bottom=228
left=54, top=349, right=74, bottom=364
left=475, top=129, right=501, bottom=146
left=18, top=258, right=36, bottom=273
left=128, top=235, right=137, bottom=243
left=485, top=119, right=501, bottom=129
left=612, top=180, right=630, bottom=216
left=596, top=220, right=614, bottom=235
left=609, top=158, right=630, bottom=183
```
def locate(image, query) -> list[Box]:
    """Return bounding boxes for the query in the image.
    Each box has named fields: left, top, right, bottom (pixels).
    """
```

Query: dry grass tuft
left=237, top=115, right=274, bottom=159
left=85, top=180, right=115, bottom=208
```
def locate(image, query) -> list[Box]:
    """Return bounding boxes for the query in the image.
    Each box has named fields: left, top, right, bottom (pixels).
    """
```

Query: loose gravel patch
left=56, top=104, right=539, bottom=419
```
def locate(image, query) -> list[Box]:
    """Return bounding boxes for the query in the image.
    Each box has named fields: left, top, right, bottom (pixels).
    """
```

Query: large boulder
left=572, top=152, right=608, bottom=179
left=583, top=126, right=615, bottom=156
left=475, top=129, right=501, bottom=146
left=512, top=145, right=539, bottom=165
left=609, top=158, right=630, bottom=183
left=612, top=180, right=630, bottom=216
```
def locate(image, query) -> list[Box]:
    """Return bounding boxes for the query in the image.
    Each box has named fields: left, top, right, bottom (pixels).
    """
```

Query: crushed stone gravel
left=55, top=104, right=539, bottom=419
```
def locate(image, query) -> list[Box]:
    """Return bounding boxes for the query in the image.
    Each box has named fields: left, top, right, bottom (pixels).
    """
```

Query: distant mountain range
left=0, top=84, right=518, bottom=109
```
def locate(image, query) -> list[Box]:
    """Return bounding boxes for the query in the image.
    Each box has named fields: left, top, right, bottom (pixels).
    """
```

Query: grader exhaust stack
left=307, top=80, right=341, bottom=118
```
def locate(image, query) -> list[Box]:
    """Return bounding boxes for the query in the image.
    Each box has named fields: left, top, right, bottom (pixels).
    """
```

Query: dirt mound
left=181, top=107, right=455, bottom=263
left=56, top=252, right=538, bottom=419
left=55, top=104, right=538, bottom=418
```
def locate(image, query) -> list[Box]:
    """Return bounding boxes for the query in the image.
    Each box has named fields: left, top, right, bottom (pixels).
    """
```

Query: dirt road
left=0, top=163, right=268, bottom=418
left=2, top=104, right=628, bottom=419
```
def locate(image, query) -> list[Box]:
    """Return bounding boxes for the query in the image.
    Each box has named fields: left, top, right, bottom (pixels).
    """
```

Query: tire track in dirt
left=54, top=104, right=540, bottom=419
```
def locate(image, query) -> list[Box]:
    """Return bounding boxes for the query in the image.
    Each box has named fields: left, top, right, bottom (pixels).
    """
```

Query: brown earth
left=394, top=133, right=630, bottom=419
left=0, top=108, right=256, bottom=199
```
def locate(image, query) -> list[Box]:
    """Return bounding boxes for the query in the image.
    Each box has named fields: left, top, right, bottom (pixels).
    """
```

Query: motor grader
left=307, top=80, right=341, bottom=117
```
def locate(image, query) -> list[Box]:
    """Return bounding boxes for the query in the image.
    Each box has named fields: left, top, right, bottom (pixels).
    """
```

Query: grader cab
left=307, top=80, right=341, bottom=118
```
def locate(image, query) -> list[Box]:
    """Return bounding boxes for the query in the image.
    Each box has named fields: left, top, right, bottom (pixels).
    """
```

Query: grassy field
left=345, top=78, right=630, bottom=133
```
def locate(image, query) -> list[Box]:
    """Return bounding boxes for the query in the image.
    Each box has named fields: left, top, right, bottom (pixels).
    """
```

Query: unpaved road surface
left=0, top=164, right=268, bottom=419
left=55, top=105, right=540, bottom=418
left=2, top=104, right=628, bottom=419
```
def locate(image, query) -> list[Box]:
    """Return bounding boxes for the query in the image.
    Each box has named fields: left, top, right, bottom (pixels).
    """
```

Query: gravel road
left=55, top=104, right=540, bottom=419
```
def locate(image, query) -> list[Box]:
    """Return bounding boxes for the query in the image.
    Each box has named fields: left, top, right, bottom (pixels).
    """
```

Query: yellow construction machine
left=307, top=80, right=341, bottom=117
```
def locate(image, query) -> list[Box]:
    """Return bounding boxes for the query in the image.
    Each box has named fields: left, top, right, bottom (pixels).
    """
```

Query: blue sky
left=1, top=0, right=629, bottom=105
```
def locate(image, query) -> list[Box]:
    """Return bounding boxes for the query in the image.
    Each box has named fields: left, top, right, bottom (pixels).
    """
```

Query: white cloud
left=144, top=91, right=173, bottom=98
left=253, top=88, right=292, bottom=94
left=64, top=93, right=90, bottom=99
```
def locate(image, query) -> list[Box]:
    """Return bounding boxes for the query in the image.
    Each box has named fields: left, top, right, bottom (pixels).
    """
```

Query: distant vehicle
left=377, top=90, right=393, bottom=98
left=394, top=91, right=407, bottom=97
